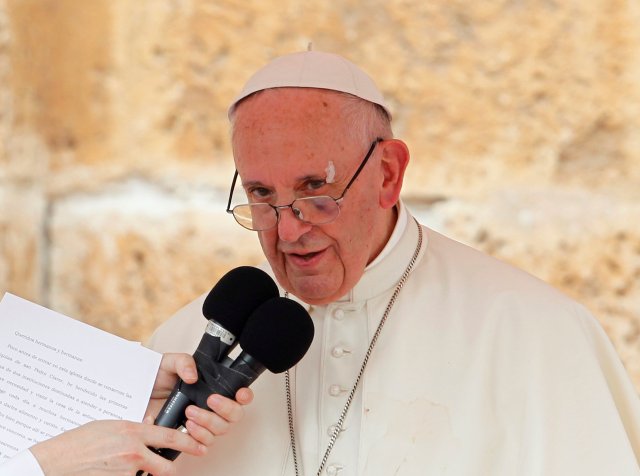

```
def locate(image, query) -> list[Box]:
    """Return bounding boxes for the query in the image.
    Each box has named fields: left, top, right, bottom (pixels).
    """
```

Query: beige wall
left=0, top=0, right=639, bottom=388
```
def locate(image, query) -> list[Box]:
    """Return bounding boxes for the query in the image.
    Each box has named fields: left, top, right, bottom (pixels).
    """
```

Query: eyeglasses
left=226, top=138, right=383, bottom=231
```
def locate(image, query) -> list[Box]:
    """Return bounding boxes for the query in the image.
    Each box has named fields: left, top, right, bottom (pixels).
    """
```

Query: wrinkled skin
left=232, top=88, right=409, bottom=304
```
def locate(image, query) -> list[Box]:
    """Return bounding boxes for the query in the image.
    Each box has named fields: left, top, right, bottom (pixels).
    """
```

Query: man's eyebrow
left=241, top=174, right=327, bottom=188
left=299, top=173, right=327, bottom=182
left=241, top=179, right=268, bottom=189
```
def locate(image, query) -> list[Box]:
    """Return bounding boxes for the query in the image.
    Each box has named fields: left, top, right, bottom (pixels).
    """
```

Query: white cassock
left=147, top=201, right=640, bottom=476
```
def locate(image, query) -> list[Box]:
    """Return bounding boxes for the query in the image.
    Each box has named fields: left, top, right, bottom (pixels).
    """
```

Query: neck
left=367, top=205, right=399, bottom=266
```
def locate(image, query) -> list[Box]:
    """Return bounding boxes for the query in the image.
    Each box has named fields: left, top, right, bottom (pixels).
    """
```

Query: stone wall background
left=0, top=1, right=639, bottom=388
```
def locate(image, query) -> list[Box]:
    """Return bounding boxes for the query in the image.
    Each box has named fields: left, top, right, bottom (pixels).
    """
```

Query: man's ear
left=378, top=139, right=410, bottom=209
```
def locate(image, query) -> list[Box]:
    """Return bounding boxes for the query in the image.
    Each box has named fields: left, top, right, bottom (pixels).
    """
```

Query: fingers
left=180, top=389, right=252, bottom=444
left=138, top=451, right=177, bottom=476
left=185, top=401, right=234, bottom=437
left=143, top=424, right=207, bottom=458
left=184, top=416, right=216, bottom=447
left=148, top=355, right=254, bottom=451
left=235, top=387, right=254, bottom=405
left=160, top=353, right=198, bottom=384
left=137, top=424, right=207, bottom=476
left=144, top=399, right=165, bottom=422
left=31, top=420, right=206, bottom=476
left=208, top=393, right=247, bottom=425
left=151, top=353, right=197, bottom=401
left=136, top=429, right=206, bottom=476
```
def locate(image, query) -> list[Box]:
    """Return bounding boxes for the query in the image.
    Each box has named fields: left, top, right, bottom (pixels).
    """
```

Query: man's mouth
left=285, top=249, right=326, bottom=266
left=291, top=251, right=321, bottom=261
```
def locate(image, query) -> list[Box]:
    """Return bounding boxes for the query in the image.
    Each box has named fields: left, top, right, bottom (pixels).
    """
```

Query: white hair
left=337, top=91, right=393, bottom=144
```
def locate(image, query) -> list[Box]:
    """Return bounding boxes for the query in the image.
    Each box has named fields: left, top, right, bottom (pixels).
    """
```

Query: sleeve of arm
left=0, top=450, right=45, bottom=476
left=576, top=303, right=640, bottom=456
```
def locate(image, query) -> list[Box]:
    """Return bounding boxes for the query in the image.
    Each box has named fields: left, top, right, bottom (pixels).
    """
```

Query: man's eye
left=248, top=187, right=272, bottom=200
left=306, top=180, right=326, bottom=191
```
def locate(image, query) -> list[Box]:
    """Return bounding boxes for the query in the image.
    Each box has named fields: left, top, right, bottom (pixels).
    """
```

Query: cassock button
left=327, top=423, right=347, bottom=438
left=329, top=384, right=347, bottom=397
left=326, top=463, right=344, bottom=475
left=331, top=346, right=351, bottom=358
left=332, top=309, right=345, bottom=320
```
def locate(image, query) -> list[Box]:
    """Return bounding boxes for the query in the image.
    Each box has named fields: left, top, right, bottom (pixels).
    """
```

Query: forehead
left=231, top=89, right=360, bottom=176
left=233, top=87, right=348, bottom=133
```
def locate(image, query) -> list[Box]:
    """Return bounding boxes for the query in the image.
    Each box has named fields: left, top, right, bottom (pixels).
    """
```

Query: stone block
left=48, top=179, right=264, bottom=343
left=0, top=182, right=46, bottom=302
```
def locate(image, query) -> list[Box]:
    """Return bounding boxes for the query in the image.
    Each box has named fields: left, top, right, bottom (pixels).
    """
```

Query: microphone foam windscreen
left=202, top=266, right=280, bottom=336
left=239, top=297, right=314, bottom=373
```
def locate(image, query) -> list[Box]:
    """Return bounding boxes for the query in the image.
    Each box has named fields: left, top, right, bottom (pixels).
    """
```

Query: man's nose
left=277, top=207, right=312, bottom=242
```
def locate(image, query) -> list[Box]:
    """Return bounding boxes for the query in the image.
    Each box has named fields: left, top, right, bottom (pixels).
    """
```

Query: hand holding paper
left=30, top=354, right=227, bottom=476
left=0, top=293, right=253, bottom=475
left=0, top=293, right=162, bottom=459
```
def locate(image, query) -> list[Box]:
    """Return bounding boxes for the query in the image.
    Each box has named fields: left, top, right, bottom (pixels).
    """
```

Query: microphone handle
left=138, top=383, right=192, bottom=475
left=153, top=385, right=193, bottom=429
left=146, top=357, right=263, bottom=467
left=134, top=354, right=265, bottom=475
left=196, top=326, right=235, bottom=363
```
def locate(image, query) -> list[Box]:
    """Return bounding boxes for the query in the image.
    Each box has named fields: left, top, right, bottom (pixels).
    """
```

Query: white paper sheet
left=0, top=293, right=162, bottom=461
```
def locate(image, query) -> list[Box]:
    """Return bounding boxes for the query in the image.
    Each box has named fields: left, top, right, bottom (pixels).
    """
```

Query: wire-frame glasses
left=226, top=138, right=383, bottom=231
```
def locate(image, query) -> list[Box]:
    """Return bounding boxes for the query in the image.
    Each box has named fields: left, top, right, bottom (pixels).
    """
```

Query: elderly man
left=148, top=51, right=640, bottom=475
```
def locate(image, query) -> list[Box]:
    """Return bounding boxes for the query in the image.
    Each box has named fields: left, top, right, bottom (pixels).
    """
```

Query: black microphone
left=150, top=267, right=278, bottom=453
left=229, top=297, right=315, bottom=378
left=149, top=296, right=314, bottom=465
left=198, top=266, right=280, bottom=364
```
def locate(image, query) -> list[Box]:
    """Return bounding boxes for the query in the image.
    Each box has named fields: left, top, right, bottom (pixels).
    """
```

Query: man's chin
left=287, top=276, right=342, bottom=305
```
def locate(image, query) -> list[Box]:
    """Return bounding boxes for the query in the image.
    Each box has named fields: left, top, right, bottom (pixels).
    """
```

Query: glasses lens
left=294, top=196, right=340, bottom=224
left=233, top=204, right=276, bottom=231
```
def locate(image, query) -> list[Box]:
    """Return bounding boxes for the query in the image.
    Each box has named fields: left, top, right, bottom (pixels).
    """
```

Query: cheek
left=258, top=230, right=291, bottom=284
left=341, top=201, right=376, bottom=242
left=258, top=230, right=278, bottom=257
left=331, top=220, right=370, bottom=266
left=334, top=201, right=380, bottom=268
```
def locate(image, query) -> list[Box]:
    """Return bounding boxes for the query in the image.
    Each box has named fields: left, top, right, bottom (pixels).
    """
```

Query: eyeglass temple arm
left=339, top=137, right=384, bottom=199
left=226, top=170, right=239, bottom=213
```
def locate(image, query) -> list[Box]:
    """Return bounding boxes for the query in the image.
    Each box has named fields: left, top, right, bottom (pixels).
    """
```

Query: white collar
left=365, top=201, right=409, bottom=270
